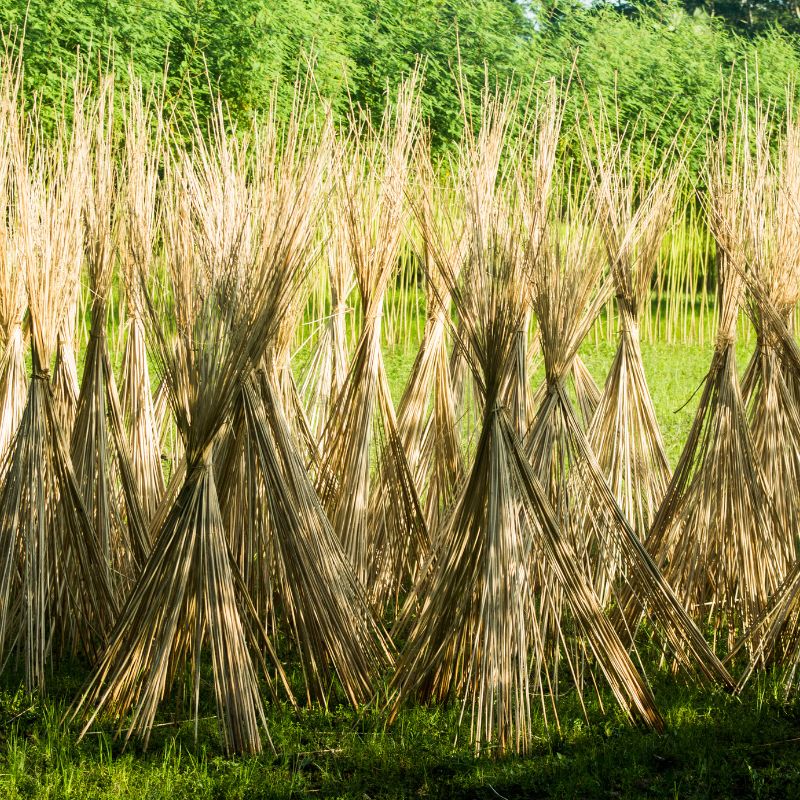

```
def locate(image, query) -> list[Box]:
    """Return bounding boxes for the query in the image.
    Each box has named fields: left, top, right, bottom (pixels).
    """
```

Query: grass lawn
left=5, top=336, right=798, bottom=800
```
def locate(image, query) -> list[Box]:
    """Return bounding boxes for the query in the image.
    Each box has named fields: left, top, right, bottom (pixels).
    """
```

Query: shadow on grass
left=1, top=659, right=800, bottom=799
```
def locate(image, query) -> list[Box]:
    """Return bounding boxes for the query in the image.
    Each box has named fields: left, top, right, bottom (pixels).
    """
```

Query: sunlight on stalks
left=649, top=92, right=789, bottom=652
left=315, top=73, right=428, bottom=611
left=0, top=74, right=117, bottom=690
left=582, top=101, right=680, bottom=539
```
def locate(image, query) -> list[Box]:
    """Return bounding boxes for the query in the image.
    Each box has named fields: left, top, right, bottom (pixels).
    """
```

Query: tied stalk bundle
left=70, top=102, right=298, bottom=755
left=648, top=94, right=789, bottom=652
left=0, top=80, right=117, bottom=690
left=70, top=76, right=150, bottom=603
left=390, top=83, right=665, bottom=756
left=583, top=106, right=679, bottom=539
left=393, top=149, right=464, bottom=532
left=316, top=75, right=428, bottom=612
left=214, top=89, right=394, bottom=710
left=119, top=75, right=166, bottom=523
left=0, top=55, right=25, bottom=462
left=522, top=167, right=730, bottom=687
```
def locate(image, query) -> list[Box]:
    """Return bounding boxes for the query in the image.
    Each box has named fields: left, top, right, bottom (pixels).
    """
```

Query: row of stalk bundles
left=1, top=53, right=800, bottom=757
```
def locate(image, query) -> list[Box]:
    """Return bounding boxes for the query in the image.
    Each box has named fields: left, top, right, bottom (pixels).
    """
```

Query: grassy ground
left=3, top=664, right=800, bottom=800
left=4, top=336, right=795, bottom=800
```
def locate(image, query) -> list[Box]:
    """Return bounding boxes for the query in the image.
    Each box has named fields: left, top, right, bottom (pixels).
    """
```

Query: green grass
left=2, top=663, right=800, bottom=799
left=4, top=336, right=794, bottom=800
left=579, top=337, right=755, bottom=467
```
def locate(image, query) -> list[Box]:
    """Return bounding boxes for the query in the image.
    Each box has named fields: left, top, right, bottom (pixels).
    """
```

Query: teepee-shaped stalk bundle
left=70, top=77, right=150, bottom=602
left=522, top=178, right=732, bottom=681
left=221, top=363, right=396, bottom=708
left=216, top=89, right=328, bottom=601
left=0, top=87, right=117, bottom=689
left=119, top=76, right=166, bottom=523
left=393, top=152, right=465, bottom=532
left=723, top=192, right=800, bottom=687
left=526, top=257, right=600, bottom=435
left=647, top=95, right=790, bottom=648
left=316, top=77, right=428, bottom=609
left=729, top=100, right=800, bottom=685
left=738, top=100, right=800, bottom=560
left=265, top=101, right=333, bottom=469
left=391, top=85, right=673, bottom=755
left=524, top=187, right=611, bottom=557
left=213, top=98, right=394, bottom=709
left=584, top=114, right=679, bottom=538
left=71, top=106, right=302, bottom=755
left=0, top=58, right=26, bottom=462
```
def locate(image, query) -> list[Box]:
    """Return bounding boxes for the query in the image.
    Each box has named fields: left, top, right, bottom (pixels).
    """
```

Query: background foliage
left=2, top=0, right=800, bottom=169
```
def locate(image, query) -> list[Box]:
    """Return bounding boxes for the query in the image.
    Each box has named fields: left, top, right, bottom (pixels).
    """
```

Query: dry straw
left=1, top=52, right=793, bottom=754
left=393, top=148, right=465, bottom=532
left=648, top=92, right=790, bottom=651
left=524, top=177, right=613, bottom=588
left=214, top=87, right=394, bottom=710
left=713, top=97, right=800, bottom=682
left=315, top=74, right=428, bottom=611
left=738, top=95, right=800, bottom=565
left=298, top=169, right=355, bottom=449
left=70, top=101, right=301, bottom=755
left=70, top=76, right=150, bottom=602
left=583, top=104, right=679, bottom=539
left=119, top=74, right=166, bottom=522
left=52, top=272, right=81, bottom=434
left=0, top=76, right=117, bottom=690
left=522, top=161, right=731, bottom=687
left=0, top=51, right=25, bottom=462
left=390, top=81, right=666, bottom=756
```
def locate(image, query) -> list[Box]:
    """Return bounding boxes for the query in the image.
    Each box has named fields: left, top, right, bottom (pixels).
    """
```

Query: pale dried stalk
left=52, top=294, right=80, bottom=435
left=648, top=95, right=789, bottom=649
left=316, top=75, right=428, bottom=610
left=394, top=151, right=465, bottom=533
left=0, top=80, right=117, bottom=690
left=583, top=106, right=679, bottom=538
left=119, top=74, right=166, bottom=522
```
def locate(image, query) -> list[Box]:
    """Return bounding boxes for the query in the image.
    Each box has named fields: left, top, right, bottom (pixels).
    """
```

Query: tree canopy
left=1, top=0, right=799, bottom=167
